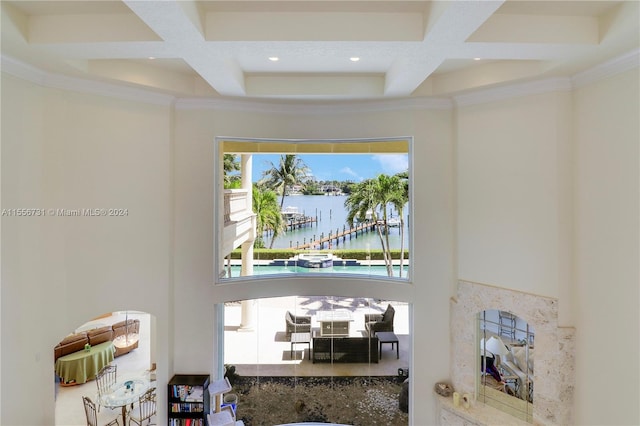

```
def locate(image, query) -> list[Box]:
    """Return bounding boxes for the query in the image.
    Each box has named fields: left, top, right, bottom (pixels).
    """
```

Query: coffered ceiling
left=1, top=1, right=638, bottom=100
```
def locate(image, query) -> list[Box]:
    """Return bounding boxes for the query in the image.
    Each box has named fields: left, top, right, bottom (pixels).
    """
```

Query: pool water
left=228, top=264, right=409, bottom=278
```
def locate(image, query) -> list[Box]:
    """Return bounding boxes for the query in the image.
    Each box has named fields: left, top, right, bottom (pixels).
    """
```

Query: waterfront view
left=222, top=146, right=410, bottom=279
left=266, top=195, right=409, bottom=251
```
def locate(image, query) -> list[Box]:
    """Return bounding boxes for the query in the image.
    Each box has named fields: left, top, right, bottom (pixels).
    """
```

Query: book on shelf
left=170, top=384, right=204, bottom=402
left=171, top=402, right=204, bottom=413
left=169, top=419, right=204, bottom=426
left=186, top=386, right=204, bottom=402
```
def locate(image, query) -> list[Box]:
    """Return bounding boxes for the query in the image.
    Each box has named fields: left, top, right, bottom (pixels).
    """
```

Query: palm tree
left=252, top=185, right=285, bottom=249
left=223, top=154, right=241, bottom=188
left=260, top=155, right=309, bottom=209
left=344, top=174, right=404, bottom=276
left=389, top=171, right=409, bottom=277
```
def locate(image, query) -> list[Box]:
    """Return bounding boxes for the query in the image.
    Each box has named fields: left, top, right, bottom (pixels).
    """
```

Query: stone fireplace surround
left=449, top=280, right=575, bottom=425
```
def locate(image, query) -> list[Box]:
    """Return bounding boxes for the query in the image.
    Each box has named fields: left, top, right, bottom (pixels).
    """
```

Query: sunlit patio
left=224, top=296, right=411, bottom=377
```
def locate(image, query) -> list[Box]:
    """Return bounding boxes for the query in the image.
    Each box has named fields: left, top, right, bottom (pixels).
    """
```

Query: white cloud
left=340, top=167, right=357, bottom=177
left=372, top=154, right=408, bottom=175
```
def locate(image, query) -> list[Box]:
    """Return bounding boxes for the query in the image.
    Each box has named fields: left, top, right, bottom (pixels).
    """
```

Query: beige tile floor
left=55, top=298, right=410, bottom=425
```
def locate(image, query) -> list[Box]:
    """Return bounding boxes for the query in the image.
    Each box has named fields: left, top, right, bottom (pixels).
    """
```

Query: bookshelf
left=168, top=374, right=210, bottom=426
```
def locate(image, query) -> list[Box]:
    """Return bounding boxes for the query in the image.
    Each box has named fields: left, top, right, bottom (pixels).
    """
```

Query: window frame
left=213, top=136, right=414, bottom=285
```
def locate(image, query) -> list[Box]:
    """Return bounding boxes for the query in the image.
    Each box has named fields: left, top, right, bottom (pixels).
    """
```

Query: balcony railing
left=224, top=189, right=250, bottom=224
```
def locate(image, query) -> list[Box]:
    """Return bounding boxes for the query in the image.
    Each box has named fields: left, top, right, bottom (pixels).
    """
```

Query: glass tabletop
left=99, top=376, right=150, bottom=408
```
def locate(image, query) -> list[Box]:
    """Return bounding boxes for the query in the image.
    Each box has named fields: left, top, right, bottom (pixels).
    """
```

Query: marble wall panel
left=450, top=280, right=575, bottom=425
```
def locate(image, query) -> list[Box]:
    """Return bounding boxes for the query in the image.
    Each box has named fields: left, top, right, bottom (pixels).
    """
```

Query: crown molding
left=174, top=96, right=453, bottom=114
left=0, top=55, right=47, bottom=85
left=2, top=49, right=638, bottom=112
left=1, top=55, right=174, bottom=107
left=571, top=49, right=640, bottom=88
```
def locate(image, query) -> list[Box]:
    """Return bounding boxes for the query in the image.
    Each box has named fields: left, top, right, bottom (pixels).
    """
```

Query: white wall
left=2, top=63, right=638, bottom=426
left=173, top=105, right=455, bottom=425
left=456, top=91, right=575, bottom=323
left=1, top=74, right=173, bottom=425
left=573, top=68, right=639, bottom=425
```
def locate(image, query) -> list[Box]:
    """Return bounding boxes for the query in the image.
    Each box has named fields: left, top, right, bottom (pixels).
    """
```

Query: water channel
left=268, top=195, right=409, bottom=251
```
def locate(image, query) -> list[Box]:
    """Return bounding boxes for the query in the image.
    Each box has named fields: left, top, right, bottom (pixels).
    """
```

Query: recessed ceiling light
left=269, top=57, right=279, bottom=62
left=350, top=57, right=360, bottom=62
left=148, top=57, right=156, bottom=60
left=473, top=58, right=481, bottom=61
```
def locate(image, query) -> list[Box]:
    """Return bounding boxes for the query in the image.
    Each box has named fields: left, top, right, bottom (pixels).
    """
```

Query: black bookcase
left=168, top=374, right=210, bottom=426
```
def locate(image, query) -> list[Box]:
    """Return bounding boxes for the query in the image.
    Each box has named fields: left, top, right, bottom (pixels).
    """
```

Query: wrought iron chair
left=95, top=364, right=117, bottom=412
left=285, top=311, right=312, bottom=337
left=82, top=396, right=119, bottom=426
left=129, top=386, right=157, bottom=426
left=364, top=304, right=395, bottom=336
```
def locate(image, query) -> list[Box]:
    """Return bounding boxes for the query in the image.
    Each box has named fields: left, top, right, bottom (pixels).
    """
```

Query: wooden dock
left=285, top=217, right=316, bottom=229
left=291, top=222, right=377, bottom=250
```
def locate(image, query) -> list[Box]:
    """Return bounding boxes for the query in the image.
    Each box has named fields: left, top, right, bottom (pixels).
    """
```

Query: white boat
left=387, top=217, right=401, bottom=227
left=282, top=206, right=303, bottom=220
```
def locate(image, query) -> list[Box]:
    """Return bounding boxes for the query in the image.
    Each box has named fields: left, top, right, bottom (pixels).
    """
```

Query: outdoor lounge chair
left=285, top=311, right=312, bottom=337
left=365, top=304, right=395, bottom=336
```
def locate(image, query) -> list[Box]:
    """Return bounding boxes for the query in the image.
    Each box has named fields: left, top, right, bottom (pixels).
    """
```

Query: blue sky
left=251, top=154, right=408, bottom=182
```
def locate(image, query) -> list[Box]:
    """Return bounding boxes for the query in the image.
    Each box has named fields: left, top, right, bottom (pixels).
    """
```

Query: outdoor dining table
left=98, top=374, right=150, bottom=425
left=54, top=341, right=115, bottom=385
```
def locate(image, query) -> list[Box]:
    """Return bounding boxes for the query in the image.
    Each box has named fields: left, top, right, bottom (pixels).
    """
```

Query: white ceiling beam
left=384, top=0, right=505, bottom=97
left=122, top=0, right=204, bottom=41
left=123, top=0, right=245, bottom=96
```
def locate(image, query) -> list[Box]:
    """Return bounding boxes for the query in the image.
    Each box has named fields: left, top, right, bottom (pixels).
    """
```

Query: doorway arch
left=54, top=310, right=156, bottom=426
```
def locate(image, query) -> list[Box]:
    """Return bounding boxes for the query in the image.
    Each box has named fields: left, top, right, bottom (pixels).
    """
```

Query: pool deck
left=224, top=296, right=410, bottom=377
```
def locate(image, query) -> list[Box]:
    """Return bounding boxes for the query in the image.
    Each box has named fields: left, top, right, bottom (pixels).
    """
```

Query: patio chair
left=82, top=396, right=119, bottom=426
left=365, top=304, right=395, bottom=336
left=285, top=311, right=312, bottom=337
left=130, top=387, right=157, bottom=426
left=95, top=364, right=117, bottom=412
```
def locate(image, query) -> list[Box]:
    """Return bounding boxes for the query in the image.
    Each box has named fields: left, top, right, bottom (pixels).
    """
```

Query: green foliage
left=343, top=173, right=409, bottom=276
left=225, top=177, right=242, bottom=189
left=223, top=154, right=241, bottom=188
left=252, top=186, right=284, bottom=248
left=302, top=180, right=322, bottom=195
left=259, top=154, right=310, bottom=209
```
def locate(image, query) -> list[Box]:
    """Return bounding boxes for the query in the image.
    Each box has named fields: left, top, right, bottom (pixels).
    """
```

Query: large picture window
left=222, top=296, right=410, bottom=425
left=215, top=137, right=412, bottom=283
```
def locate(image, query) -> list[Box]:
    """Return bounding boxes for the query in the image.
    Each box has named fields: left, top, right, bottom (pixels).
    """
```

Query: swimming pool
left=227, top=264, right=409, bottom=278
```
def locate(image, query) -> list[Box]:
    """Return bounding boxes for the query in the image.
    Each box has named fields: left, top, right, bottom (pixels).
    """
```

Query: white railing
left=224, top=189, right=250, bottom=224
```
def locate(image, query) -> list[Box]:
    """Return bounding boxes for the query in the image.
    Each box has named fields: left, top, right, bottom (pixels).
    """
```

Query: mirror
left=478, top=310, right=534, bottom=422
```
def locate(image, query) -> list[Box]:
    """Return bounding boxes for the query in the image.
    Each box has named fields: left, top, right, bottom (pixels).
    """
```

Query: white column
left=239, top=154, right=256, bottom=331
left=241, top=241, right=254, bottom=276
left=239, top=299, right=257, bottom=332
left=241, top=154, right=252, bottom=203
